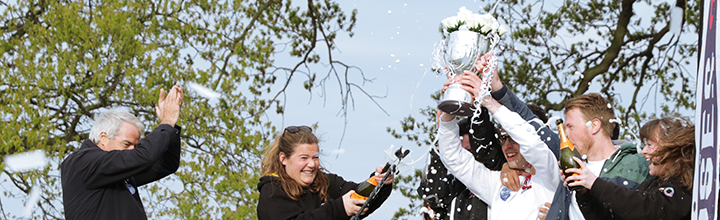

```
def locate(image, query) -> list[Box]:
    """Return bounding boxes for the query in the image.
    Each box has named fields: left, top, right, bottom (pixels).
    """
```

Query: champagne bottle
left=557, top=119, right=584, bottom=191
left=350, top=163, right=390, bottom=200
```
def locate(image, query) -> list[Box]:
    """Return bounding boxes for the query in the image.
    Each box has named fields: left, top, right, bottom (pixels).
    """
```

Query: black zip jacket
left=577, top=176, right=691, bottom=220
left=61, top=124, right=181, bottom=220
left=257, top=172, right=392, bottom=220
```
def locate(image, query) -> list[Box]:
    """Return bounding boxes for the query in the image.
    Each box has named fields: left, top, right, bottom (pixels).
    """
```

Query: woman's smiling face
left=642, top=138, right=664, bottom=176
left=280, top=143, right=320, bottom=187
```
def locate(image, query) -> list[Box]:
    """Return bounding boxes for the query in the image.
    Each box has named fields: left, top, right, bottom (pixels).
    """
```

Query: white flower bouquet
left=441, top=7, right=507, bottom=37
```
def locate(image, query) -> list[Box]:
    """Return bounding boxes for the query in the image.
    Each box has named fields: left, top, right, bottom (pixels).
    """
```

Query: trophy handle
left=484, top=32, right=500, bottom=52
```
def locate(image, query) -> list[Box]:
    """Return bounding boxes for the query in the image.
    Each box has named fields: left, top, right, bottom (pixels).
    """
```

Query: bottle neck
left=557, top=124, right=571, bottom=149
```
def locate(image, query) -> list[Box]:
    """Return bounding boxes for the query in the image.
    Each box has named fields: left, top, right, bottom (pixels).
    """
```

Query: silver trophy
left=438, top=30, right=495, bottom=116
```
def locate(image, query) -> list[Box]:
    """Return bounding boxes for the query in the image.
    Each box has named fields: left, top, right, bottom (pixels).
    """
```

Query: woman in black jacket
left=257, top=125, right=393, bottom=219
left=566, top=117, right=695, bottom=220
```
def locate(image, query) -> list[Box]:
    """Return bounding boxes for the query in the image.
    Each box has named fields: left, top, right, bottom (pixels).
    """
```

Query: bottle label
left=560, top=141, right=574, bottom=151
left=350, top=192, right=368, bottom=200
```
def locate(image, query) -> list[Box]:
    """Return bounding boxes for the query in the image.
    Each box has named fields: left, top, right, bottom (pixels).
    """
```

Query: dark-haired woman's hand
left=375, top=165, right=394, bottom=185
left=342, top=191, right=367, bottom=216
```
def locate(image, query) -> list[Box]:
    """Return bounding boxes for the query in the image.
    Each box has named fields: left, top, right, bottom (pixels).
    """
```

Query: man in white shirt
left=436, top=79, right=560, bottom=220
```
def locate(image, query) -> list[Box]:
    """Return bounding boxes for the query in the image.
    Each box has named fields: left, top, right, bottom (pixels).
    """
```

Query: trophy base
left=438, top=100, right=475, bottom=116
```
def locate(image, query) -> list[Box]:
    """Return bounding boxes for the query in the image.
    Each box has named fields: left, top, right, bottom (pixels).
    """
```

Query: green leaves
left=1, top=0, right=359, bottom=218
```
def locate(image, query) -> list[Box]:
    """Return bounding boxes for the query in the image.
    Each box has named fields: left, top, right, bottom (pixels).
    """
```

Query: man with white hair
left=62, top=84, right=183, bottom=220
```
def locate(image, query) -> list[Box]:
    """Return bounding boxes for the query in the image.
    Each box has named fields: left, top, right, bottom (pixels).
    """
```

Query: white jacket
left=438, top=106, right=560, bottom=220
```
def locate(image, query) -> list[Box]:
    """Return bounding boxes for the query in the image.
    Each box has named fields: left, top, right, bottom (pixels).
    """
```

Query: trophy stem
left=438, top=83, right=474, bottom=116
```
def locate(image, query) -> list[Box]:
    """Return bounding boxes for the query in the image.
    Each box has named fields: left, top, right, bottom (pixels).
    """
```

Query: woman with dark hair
left=566, top=117, right=695, bottom=220
left=257, top=126, right=393, bottom=219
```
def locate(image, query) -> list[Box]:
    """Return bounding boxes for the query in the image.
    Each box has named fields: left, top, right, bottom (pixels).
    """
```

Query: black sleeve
left=336, top=171, right=393, bottom=219
left=135, top=125, right=182, bottom=186
left=575, top=186, right=613, bottom=220
left=257, top=179, right=352, bottom=220
left=417, top=150, right=454, bottom=216
left=361, top=179, right=393, bottom=219
left=468, top=107, right=506, bottom=171
left=578, top=177, right=692, bottom=220
left=79, top=124, right=179, bottom=189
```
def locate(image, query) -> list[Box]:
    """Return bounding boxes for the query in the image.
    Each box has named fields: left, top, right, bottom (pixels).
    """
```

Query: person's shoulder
left=617, top=141, right=640, bottom=151
left=62, top=140, right=102, bottom=163
left=323, top=172, right=347, bottom=183
left=257, top=175, right=286, bottom=196
left=258, top=175, right=281, bottom=188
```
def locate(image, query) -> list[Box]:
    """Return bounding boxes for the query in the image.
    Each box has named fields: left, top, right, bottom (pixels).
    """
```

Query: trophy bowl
left=438, top=30, right=491, bottom=116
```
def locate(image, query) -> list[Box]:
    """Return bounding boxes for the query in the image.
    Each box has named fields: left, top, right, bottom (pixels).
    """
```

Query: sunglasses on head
left=284, top=125, right=312, bottom=133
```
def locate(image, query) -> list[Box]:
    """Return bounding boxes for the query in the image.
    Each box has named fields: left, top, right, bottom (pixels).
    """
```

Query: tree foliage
left=388, top=0, right=699, bottom=218
left=0, top=0, right=363, bottom=218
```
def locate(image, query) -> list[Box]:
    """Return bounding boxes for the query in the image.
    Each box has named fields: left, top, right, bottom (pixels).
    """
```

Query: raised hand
left=474, top=52, right=503, bottom=92
left=156, top=83, right=183, bottom=127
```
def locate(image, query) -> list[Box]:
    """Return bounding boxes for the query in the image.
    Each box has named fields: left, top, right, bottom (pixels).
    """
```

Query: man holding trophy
left=432, top=7, right=561, bottom=220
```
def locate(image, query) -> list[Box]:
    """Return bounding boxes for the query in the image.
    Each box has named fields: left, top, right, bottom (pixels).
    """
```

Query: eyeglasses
left=498, top=131, right=516, bottom=145
left=284, top=125, right=312, bottom=133
left=498, top=134, right=511, bottom=144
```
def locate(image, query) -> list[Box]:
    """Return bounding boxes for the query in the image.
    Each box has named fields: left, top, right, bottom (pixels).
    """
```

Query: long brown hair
left=261, top=127, right=330, bottom=202
left=640, top=117, right=695, bottom=189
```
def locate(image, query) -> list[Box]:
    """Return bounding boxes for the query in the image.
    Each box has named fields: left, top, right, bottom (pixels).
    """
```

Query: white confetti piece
left=330, top=149, right=346, bottom=155
left=187, top=82, right=222, bottom=99
left=24, top=183, right=41, bottom=218
left=4, top=150, right=47, bottom=173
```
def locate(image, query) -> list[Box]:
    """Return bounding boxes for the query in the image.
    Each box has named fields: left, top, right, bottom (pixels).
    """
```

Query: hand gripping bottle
left=350, top=163, right=390, bottom=200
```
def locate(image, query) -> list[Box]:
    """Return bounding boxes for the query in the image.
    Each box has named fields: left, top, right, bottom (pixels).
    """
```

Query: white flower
left=481, top=24, right=493, bottom=33
left=478, top=14, right=493, bottom=26
left=491, top=22, right=499, bottom=32
left=442, top=16, right=459, bottom=29
left=441, top=17, right=452, bottom=29
left=466, top=16, right=479, bottom=29
left=441, top=6, right=505, bottom=36
left=456, top=7, right=473, bottom=21
left=498, top=25, right=508, bottom=35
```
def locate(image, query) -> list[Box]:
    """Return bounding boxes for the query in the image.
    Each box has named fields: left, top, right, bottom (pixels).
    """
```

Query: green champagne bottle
left=350, top=163, right=390, bottom=200
left=557, top=119, right=584, bottom=191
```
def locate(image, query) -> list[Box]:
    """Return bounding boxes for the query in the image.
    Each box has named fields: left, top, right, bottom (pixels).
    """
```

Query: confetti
left=23, top=183, right=41, bottom=218
left=4, top=150, right=47, bottom=173
left=187, top=82, right=222, bottom=99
